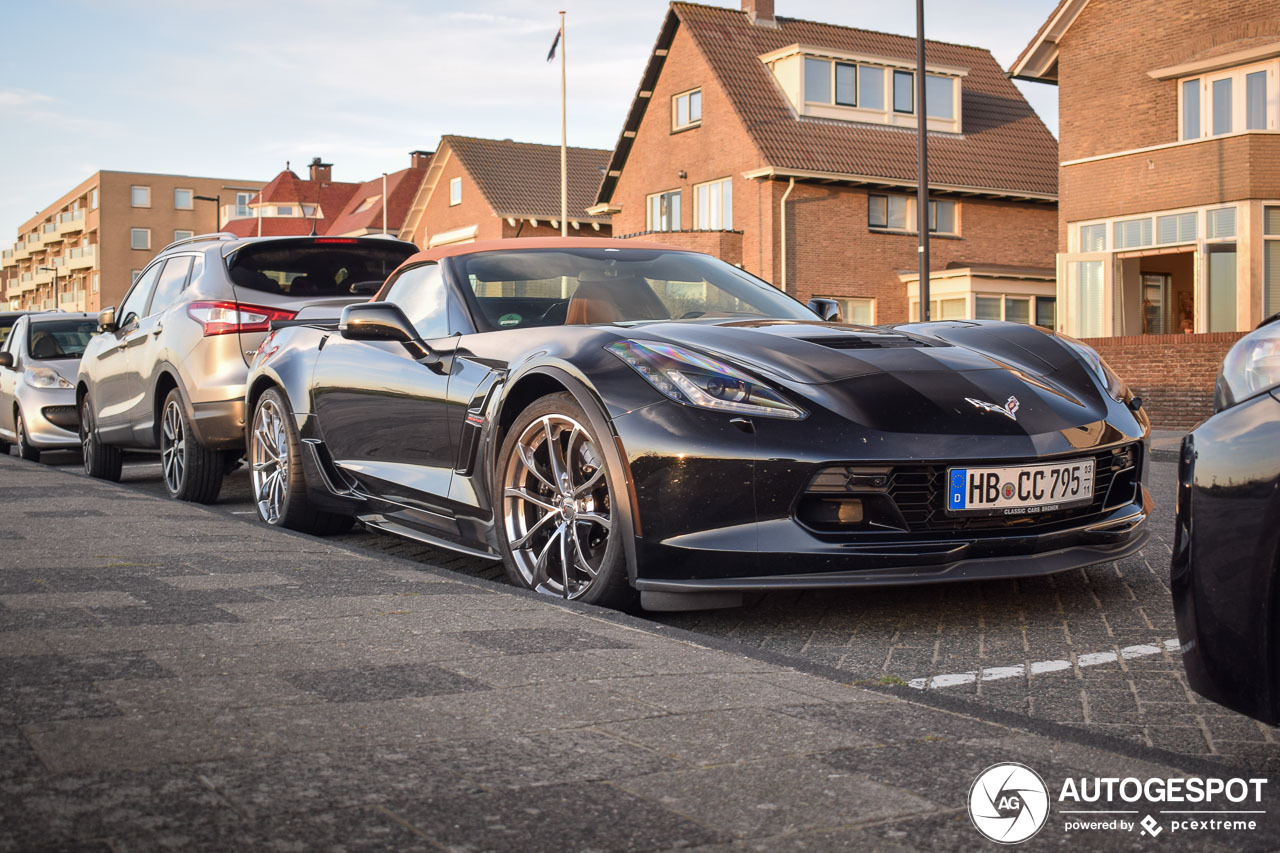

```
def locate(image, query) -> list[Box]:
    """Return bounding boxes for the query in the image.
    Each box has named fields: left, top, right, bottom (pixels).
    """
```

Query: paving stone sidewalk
left=1, top=455, right=1277, bottom=852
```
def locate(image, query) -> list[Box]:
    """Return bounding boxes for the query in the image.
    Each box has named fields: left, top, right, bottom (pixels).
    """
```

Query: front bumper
left=16, top=384, right=80, bottom=449
left=611, top=397, right=1151, bottom=593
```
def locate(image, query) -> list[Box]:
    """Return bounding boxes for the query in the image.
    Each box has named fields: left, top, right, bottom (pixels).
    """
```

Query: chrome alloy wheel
left=249, top=396, right=289, bottom=524
left=503, top=413, right=612, bottom=599
left=160, top=399, right=187, bottom=495
left=79, top=400, right=95, bottom=471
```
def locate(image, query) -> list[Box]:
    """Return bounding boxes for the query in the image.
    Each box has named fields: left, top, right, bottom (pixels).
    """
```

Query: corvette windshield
left=452, top=248, right=817, bottom=330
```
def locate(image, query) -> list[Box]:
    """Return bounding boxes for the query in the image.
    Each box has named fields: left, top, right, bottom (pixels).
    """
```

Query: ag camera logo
left=969, top=763, right=1050, bottom=844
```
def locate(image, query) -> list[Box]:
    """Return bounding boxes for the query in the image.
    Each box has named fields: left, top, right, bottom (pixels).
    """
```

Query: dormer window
left=763, top=44, right=964, bottom=133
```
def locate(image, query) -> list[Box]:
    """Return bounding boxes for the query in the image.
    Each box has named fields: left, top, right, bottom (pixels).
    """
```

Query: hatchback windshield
left=451, top=248, right=817, bottom=330
left=28, top=318, right=97, bottom=360
left=227, top=239, right=417, bottom=299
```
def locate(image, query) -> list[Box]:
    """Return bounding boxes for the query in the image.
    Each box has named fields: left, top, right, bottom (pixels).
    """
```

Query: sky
left=0, top=0, right=1059, bottom=241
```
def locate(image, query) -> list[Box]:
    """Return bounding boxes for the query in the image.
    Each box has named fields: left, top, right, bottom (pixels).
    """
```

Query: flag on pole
left=546, top=25, right=561, bottom=61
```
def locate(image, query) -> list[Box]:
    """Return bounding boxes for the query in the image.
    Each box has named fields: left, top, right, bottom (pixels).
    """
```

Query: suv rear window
left=226, top=239, right=415, bottom=300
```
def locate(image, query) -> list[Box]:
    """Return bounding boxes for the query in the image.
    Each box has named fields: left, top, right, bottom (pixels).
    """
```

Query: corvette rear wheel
left=498, top=393, right=633, bottom=608
left=249, top=387, right=353, bottom=536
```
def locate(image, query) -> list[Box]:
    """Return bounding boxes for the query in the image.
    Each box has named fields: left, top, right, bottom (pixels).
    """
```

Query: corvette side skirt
left=359, top=516, right=502, bottom=562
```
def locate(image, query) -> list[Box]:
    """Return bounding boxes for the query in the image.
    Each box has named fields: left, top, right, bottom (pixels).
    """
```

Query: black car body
left=1173, top=316, right=1280, bottom=722
left=245, top=238, right=1152, bottom=611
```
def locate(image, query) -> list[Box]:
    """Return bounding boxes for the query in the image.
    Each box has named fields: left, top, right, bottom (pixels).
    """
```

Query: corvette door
left=311, top=262, right=456, bottom=522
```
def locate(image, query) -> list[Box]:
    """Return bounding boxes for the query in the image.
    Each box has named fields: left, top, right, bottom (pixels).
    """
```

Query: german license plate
left=946, top=459, right=1094, bottom=516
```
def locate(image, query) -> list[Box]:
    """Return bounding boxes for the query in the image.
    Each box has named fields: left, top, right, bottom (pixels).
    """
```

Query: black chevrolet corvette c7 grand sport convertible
left=243, top=238, right=1152, bottom=611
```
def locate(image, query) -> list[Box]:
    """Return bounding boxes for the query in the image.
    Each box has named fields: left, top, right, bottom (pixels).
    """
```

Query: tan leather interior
left=565, top=278, right=670, bottom=325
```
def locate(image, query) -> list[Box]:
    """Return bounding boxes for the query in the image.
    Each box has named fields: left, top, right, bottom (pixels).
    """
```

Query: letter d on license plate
left=946, top=459, right=1095, bottom=515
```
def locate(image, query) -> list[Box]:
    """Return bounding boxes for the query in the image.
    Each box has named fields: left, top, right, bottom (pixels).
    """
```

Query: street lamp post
left=194, top=195, right=222, bottom=231
left=37, top=265, right=58, bottom=310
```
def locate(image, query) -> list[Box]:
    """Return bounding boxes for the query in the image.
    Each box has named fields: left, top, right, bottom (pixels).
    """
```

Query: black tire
left=248, top=387, right=354, bottom=536
left=159, top=388, right=224, bottom=504
left=15, top=413, right=39, bottom=462
left=80, top=395, right=122, bottom=481
left=496, top=392, right=634, bottom=609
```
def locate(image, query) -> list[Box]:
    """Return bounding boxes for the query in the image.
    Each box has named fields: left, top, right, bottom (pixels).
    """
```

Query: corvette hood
left=625, top=320, right=1111, bottom=434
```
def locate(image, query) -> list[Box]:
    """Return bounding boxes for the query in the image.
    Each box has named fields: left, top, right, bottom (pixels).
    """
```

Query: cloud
left=0, top=89, right=54, bottom=109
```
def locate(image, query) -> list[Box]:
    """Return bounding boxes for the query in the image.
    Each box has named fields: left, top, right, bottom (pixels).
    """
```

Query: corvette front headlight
left=607, top=340, right=806, bottom=420
left=1218, top=321, right=1280, bottom=409
left=1059, top=335, right=1126, bottom=402
left=24, top=367, right=72, bottom=390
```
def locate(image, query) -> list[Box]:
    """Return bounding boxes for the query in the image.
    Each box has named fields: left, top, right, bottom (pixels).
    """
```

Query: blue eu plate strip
left=948, top=469, right=967, bottom=510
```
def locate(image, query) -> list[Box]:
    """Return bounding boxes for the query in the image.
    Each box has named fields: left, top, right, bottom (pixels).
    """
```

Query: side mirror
left=807, top=297, right=842, bottom=323
left=0, top=352, right=12, bottom=369
left=340, top=302, right=438, bottom=366
left=97, top=306, right=117, bottom=334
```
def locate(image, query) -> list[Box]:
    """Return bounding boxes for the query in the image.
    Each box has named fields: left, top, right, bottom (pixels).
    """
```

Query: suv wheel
left=249, top=387, right=354, bottom=535
left=15, top=412, right=39, bottom=462
left=160, top=389, right=224, bottom=503
left=80, top=395, right=122, bottom=481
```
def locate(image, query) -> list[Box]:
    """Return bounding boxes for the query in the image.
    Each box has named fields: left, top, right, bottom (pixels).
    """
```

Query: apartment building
left=590, top=0, right=1060, bottom=324
left=1011, top=0, right=1280, bottom=426
left=398, top=136, right=611, bottom=248
left=2, top=171, right=264, bottom=314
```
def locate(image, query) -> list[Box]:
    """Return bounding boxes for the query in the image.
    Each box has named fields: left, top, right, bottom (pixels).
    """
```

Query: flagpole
left=560, top=10, right=567, bottom=238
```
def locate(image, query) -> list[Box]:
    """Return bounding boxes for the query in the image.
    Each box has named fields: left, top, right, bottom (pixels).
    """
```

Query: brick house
left=589, top=0, right=1060, bottom=325
left=1011, top=0, right=1280, bottom=427
left=398, top=136, right=611, bottom=248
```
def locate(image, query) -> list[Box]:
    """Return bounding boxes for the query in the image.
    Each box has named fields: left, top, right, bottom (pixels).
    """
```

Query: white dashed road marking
left=907, top=638, right=1181, bottom=690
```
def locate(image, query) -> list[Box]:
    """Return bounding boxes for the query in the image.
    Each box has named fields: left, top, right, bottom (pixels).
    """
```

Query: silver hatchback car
left=77, top=233, right=417, bottom=501
left=0, top=312, right=97, bottom=461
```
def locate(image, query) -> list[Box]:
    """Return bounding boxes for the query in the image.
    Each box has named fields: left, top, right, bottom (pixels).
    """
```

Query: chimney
left=308, top=157, right=332, bottom=183
left=743, top=0, right=775, bottom=26
left=409, top=150, right=433, bottom=169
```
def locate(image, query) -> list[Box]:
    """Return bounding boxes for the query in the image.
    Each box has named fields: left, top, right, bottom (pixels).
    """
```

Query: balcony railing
left=56, top=209, right=85, bottom=234
left=67, top=245, right=96, bottom=269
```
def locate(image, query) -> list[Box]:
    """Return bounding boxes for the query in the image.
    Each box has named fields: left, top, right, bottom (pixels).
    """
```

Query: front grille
left=799, top=444, right=1141, bottom=537
left=887, top=445, right=1138, bottom=534
left=41, top=405, right=80, bottom=431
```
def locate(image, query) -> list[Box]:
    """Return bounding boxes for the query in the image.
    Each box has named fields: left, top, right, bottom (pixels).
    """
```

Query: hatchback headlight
left=608, top=340, right=806, bottom=420
left=24, top=367, right=72, bottom=390
left=1218, top=321, right=1280, bottom=409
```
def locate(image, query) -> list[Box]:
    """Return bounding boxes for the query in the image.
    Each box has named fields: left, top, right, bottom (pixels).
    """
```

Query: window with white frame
left=1079, top=223, right=1106, bottom=251
left=173, top=230, right=194, bottom=242
left=89, top=188, right=99, bottom=210
left=449, top=177, right=462, bottom=206
left=648, top=189, right=682, bottom=232
left=354, top=194, right=381, bottom=213
left=1265, top=206, right=1280, bottom=317
left=174, top=188, right=193, bottom=210
left=672, top=88, right=702, bottom=131
left=130, top=186, right=150, bottom=208
left=92, top=272, right=99, bottom=293
left=819, top=296, right=875, bottom=325
left=130, top=228, right=150, bottom=250
left=694, top=178, right=732, bottom=230
left=234, top=192, right=253, bottom=218
left=1180, top=60, right=1278, bottom=139
left=130, top=269, right=141, bottom=283
left=1207, top=206, right=1237, bottom=239
left=911, top=296, right=967, bottom=322
left=868, top=194, right=957, bottom=235
left=275, top=206, right=294, bottom=217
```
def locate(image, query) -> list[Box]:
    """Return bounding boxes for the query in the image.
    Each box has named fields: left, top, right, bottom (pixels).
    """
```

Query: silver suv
left=77, top=233, right=417, bottom=502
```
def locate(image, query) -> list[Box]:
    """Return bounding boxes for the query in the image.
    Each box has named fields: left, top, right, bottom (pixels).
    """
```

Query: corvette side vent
left=800, top=335, right=928, bottom=350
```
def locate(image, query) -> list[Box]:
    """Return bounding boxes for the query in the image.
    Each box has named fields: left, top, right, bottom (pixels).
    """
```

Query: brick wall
left=1055, top=0, right=1280, bottom=249
left=616, top=229, right=744, bottom=265
left=1084, top=332, right=1246, bottom=429
left=1057, top=0, right=1280, bottom=163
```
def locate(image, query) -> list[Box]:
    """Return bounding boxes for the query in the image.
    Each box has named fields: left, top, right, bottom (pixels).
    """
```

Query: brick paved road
left=25, top=448, right=1277, bottom=772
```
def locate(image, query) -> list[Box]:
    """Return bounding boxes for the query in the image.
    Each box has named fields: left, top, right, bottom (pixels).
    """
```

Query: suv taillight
left=187, top=301, right=296, bottom=336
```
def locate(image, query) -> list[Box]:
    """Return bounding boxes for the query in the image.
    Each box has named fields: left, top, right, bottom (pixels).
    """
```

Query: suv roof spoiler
left=157, top=232, right=238, bottom=254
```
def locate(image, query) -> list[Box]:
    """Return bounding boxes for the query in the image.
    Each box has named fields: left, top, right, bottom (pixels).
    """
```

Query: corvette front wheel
left=497, top=393, right=633, bottom=609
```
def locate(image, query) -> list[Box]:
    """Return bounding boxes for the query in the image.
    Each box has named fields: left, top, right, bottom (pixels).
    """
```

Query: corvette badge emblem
left=966, top=395, right=1020, bottom=421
